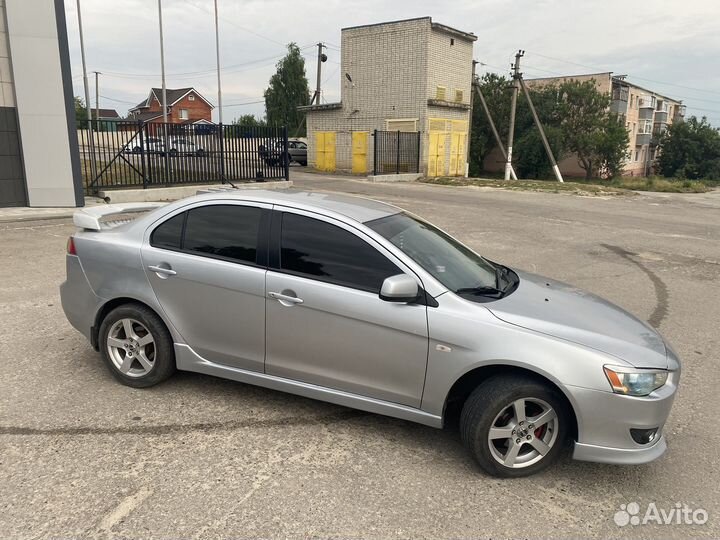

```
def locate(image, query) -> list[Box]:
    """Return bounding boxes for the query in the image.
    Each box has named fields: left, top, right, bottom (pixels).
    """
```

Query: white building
left=301, top=17, right=476, bottom=176
left=0, top=0, right=82, bottom=207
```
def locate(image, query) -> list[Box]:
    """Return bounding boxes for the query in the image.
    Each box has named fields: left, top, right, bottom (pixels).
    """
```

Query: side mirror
left=379, top=274, right=419, bottom=303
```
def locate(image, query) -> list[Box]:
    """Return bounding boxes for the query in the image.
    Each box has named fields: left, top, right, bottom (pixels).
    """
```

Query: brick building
left=128, top=87, right=214, bottom=125
left=483, top=72, right=684, bottom=177
left=301, top=17, right=476, bottom=176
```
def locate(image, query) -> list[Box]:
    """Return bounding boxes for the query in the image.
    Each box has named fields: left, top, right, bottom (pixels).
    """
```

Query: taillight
left=67, top=236, right=77, bottom=255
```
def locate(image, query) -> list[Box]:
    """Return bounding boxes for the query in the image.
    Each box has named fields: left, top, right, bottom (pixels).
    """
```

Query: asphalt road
left=2, top=174, right=719, bottom=538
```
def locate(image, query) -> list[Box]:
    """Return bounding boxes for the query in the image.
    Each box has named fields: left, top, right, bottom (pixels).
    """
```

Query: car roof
left=191, top=189, right=400, bottom=223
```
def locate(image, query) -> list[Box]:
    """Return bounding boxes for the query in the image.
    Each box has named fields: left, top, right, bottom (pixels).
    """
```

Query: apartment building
left=519, top=72, right=684, bottom=177
left=301, top=17, right=476, bottom=176
left=610, top=75, right=684, bottom=175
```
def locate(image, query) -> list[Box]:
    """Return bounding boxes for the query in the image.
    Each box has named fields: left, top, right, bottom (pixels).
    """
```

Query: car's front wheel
left=99, top=304, right=176, bottom=388
left=460, top=375, right=568, bottom=477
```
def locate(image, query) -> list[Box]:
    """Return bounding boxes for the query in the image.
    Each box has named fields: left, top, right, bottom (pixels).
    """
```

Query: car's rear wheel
left=99, top=304, right=175, bottom=388
left=460, top=375, right=568, bottom=477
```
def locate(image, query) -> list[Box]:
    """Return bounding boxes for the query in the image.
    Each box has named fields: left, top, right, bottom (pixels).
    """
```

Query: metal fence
left=373, top=130, right=421, bottom=175
left=78, top=120, right=289, bottom=195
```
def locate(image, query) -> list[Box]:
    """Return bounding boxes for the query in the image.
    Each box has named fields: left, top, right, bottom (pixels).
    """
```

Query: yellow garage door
left=428, top=131, right=447, bottom=177
left=315, top=131, right=336, bottom=171
left=351, top=132, right=368, bottom=174
left=449, top=132, right=466, bottom=176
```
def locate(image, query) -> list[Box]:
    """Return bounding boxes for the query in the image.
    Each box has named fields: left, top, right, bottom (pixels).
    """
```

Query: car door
left=141, top=201, right=270, bottom=372
left=264, top=208, right=429, bottom=408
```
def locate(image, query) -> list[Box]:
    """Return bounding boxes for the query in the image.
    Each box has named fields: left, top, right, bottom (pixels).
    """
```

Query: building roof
left=129, top=87, right=214, bottom=112
left=96, top=108, right=120, bottom=118
left=525, top=72, right=681, bottom=104
left=129, top=111, right=164, bottom=123
left=612, top=77, right=682, bottom=104
left=342, top=17, right=477, bottom=42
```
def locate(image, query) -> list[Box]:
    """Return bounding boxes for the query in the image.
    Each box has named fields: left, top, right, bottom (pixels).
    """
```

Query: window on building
left=630, top=95, right=634, bottom=108
left=634, top=150, right=639, bottom=162
left=179, top=109, right=189, bottom=120
left=450, top=38, right=455, bottom=46
left=386, top=119, right=418, bottom=132
left=188, top=95, right=195, bottom=101
left=435, top=86, right=447, bottom=101
left=454, top=89, right=464, bottom=103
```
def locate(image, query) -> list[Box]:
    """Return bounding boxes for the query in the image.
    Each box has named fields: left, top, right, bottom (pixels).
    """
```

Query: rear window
left=150, top=212, right=185, bottom=250
left=184, top=205, right=262, bottom=264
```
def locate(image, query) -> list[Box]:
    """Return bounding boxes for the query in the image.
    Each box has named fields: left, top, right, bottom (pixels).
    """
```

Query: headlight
left=603, top=366, right=668, bottom=396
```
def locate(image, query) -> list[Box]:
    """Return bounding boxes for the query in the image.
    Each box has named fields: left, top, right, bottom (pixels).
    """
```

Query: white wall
left=5, top=0, right=78, bottom=207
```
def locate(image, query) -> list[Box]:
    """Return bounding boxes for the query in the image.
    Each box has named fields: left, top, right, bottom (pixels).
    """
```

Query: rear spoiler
left=73, top=202, right=166, bottom=231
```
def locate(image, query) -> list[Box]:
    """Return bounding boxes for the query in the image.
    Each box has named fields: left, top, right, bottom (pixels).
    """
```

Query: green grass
left=420, top=177, right=631, bottom=196
left=422, top=175, right=714, bottom=194
left=580, top=176, right=713, bottom=193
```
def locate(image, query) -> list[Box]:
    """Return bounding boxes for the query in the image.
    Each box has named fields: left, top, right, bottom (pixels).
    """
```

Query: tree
left=232, top=114, right=266, bottom=127
left=556, top=80, right=627, bottom=179
left=596, top=114, right=630, bottom=178
left=74, top=96, right=88, bottom=126
left=264, top=43, right=310, bottom=135
left=657, top=116, right=720, bottom=179
left=469, top=73, right=511, bottom=176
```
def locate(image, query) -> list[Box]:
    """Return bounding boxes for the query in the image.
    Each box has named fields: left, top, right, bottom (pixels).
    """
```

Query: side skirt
left=175, top=343, right=443, bottom=429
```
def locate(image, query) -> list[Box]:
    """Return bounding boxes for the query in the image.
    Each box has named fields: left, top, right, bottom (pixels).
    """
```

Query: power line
left=478, top=59, right=720, bottom=116
left=99, top=94, right=137, bottom=105
left=525, top=51, right=720, bottom=98
left=224, top=99, right=265, bottom=107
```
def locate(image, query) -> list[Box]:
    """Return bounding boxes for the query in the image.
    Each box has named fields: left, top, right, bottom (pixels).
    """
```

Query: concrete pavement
left=1, top=172, right=718, bottom=538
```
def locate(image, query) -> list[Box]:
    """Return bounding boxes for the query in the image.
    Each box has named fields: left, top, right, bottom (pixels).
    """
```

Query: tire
left=460, top=375, right=568, bottom=477
left=98, top=303, right=176, bottom=388
left=169, top=149, right=178, bottom=157
left=196, top=149, right=206, bottom=157
left=132, top=146, right=142, bottom=154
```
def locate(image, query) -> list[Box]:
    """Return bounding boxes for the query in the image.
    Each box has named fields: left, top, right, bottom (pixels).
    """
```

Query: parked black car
left=258, top=139, right=307, bottom=166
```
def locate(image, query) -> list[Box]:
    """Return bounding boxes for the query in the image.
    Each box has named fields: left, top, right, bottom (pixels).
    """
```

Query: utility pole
left=473, top=78, right=518, bottom=180
left=75, top=0, right=96, bottom=180
left=158, top=0, right=168, bottom=123
left=213, top=0, right=223, bottom=124
left=465, top=60, right=477, bottom=178
left=93, top=71, right=101, bottom=127
left=312, top=43, right=327, bottom=105
left=504, top=49, right=523, bottom=180
left=519, top=77, right=564, bottom=182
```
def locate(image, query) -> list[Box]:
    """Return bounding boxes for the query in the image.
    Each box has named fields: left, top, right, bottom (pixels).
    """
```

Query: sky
left=65, top=0, right=720, bottom=126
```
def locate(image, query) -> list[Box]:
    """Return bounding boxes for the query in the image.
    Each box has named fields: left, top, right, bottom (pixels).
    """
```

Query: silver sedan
left=60, top=190, right=680, bottom=477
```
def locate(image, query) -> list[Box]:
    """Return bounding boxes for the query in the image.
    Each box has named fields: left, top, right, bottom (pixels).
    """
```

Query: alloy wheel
left=487, top=397, right=559, bottom=468
left=106, top=318, right=156, bottom=378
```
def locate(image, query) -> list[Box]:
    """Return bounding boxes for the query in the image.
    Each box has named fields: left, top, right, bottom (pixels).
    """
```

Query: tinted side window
left=150, top=212, right=185, bottom=250
left=184, top=205, right=262, bottom=264
left=280, top=213, right=400, bottom=292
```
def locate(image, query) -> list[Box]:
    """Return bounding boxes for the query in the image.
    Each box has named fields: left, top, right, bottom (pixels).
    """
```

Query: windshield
left=366, top=212, right=498, bottom=292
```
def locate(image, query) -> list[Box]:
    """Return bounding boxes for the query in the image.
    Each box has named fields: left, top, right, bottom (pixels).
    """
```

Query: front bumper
left=574, top=436, right=667, bottom=464
left=566, top=370, right=678, bottom=465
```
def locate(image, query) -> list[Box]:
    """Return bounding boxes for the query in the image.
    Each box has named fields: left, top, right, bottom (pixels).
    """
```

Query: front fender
left=420, top=294, right=626, bottom=419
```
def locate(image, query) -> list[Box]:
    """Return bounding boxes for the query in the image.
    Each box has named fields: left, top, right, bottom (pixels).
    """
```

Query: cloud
left=66, top=0, right=720, bottom=124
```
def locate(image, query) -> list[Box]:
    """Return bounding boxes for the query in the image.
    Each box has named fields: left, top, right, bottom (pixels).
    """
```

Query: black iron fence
left=78, top=120, right=289, bottom=195
left=373, top=130, right=421, bottom=175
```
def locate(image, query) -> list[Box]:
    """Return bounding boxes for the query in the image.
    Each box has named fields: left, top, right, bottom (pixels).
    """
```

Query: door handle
left=148, top=265, right=177, bottom=276
left=268, top=291, right=304, bottom=305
